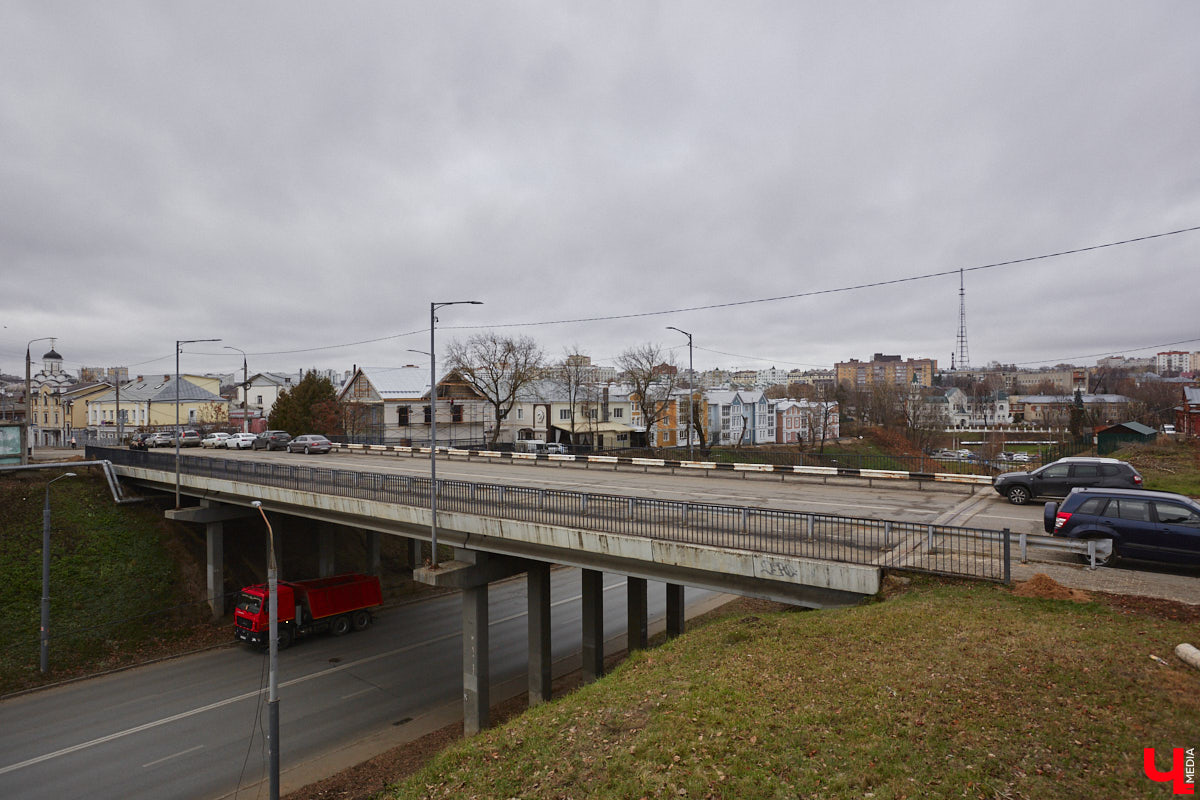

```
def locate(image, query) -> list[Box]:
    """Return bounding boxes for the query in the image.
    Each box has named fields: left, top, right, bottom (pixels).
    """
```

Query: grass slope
left=382, top=581, right=1198, bottom=800
left=0, top=469, right=199, bottom=694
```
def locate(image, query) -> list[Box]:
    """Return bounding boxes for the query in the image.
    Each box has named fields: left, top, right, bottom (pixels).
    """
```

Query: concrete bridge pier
left=413, top=549, right=531, bottom=735
left=527, top=562, right=552, bottom=705
left=581, top=569, right=604, bottom=681
left=164, top=499, right=255, bottom=620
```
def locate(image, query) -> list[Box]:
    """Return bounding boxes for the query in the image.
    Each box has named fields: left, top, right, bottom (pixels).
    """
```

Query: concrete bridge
left=90, top=446, right=1007, bottom=733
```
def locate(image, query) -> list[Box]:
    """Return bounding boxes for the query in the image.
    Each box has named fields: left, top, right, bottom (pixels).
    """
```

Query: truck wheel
left=351, top=610, right=371, bottom=631
left=277, top=627, right=293, bottom=650
left=330, top=615, right=351, bottom=636
left=1006, top=485, right=1031, bottom=505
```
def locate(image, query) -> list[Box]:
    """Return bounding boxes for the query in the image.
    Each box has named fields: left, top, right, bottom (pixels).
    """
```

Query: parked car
left=286, top=434, right=333, bottom=454
left=252, top=430, right=292, bottom=451
left=178, top=430, right=202, bottom=447
left=225, top=432, right=259, bottom=450
left=1044, top=487, right=1200, bottom=567
left=148, top=432, right=174, bottom=447
left=128, top=432, right=151, bottom=450
left=993, top=456, right=1143, bottom=505
left=201, top=432, right=231, bottom=448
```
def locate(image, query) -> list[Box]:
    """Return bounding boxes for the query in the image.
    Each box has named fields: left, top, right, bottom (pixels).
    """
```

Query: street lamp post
left=25, top=337, right=55, bottom=464
left=666, top=326, right=694, bottom=461
left=176, top=338, right=221, bottom=508
left=251, top=500, right=280, bottom=800
left=225, top=346, right=249, bottom=433
left=41, top=471, right=76, bottom=673
left=427, top=300, right=482, bottom=568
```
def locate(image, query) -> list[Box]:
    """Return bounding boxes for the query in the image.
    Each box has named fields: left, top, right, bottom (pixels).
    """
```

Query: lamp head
left=251, top=500, right=262, bottom=508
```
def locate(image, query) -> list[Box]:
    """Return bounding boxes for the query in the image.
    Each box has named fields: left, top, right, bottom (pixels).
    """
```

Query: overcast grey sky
left=2, top=2, right=1197, bottom=381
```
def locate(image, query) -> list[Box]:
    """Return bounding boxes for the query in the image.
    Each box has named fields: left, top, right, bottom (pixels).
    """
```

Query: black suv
left=992, top=456, right=1142, bottom=505
left=252, top=430, right=292, bottom=451
left=1044, top=488, right=1200, bottom=567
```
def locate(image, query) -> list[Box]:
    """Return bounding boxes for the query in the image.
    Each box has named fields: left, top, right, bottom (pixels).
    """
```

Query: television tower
left=955, top=269, right=970, bottom=371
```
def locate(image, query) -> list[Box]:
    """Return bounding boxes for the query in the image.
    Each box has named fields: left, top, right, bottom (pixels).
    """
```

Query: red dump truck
left=234, top=572, right=382, bottom=649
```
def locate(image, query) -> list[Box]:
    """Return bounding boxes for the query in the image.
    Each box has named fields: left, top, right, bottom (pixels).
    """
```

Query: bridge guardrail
left=329, top=442, right=994, bottom=488
left=92, top=446, right=1012, bottom=583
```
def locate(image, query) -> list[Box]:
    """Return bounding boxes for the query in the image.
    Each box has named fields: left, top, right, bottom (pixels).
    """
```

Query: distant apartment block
left=1157, top=351, right=1191, bottom=374
left=836, top=353, right=937, bottom=388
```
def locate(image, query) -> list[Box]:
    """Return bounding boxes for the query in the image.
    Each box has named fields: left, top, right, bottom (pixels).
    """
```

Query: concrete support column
left=408, top=537, right=422, bottom=572
left=666, top=583, right=685, bottom=639
left=626, top=576, right=648, bottom=652
left=527, top=561, right=552, bottom=705
left=581, top=569, right=604, bottom=682
left=205, top=521, right=224, bottom=620
left=366, top=530, right=381, bottom=576
left=462, top=583, right=490, bottom=736
left=318, top=526, right=335, bottom=577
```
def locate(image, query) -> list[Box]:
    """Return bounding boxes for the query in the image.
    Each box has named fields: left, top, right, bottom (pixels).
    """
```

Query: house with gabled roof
left=338, top=365, right=488, bottom=446
left=85, top=374, right=228, bottom=441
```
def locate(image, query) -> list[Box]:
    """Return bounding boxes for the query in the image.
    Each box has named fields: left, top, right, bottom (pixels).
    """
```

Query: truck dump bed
left=295, top=573, right=382, bottom=620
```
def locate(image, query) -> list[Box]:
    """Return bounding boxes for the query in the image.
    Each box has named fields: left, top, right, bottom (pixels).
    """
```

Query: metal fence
left=91, top=446, right=1011, bottom=584
left=604, top=446, right=1029, bottom=475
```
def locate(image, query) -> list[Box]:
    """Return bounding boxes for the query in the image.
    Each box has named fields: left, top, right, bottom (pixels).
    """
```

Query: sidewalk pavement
left=1012, top=559, right=1200, bottom=605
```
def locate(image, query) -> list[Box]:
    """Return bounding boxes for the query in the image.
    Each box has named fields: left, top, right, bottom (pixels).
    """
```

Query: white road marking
left=0, top=581, right=625, bottom=777
left=141, top=745, right=203, bottom=769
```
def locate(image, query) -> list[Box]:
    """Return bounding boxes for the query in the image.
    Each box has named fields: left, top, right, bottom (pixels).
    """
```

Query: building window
left=256, top=395, right=263, bottom=406
left=517, top=407, right=523, bottom=420
left=451, top=404, right=463, bottom=423
left=612, top=408, right=623, bottom=418
left=423, top=405, right=432, bottom=424
left=560, top=409, right=571, bottom=420
left=398, top=406, right=410, bottom=426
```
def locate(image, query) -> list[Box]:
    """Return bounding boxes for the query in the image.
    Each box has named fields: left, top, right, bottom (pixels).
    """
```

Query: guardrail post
left=1087, top=539, right=1097, bottom=570
left=681, top=502, right=689, bottom=527
left=926, top=524, right=936, bottom=553
left=581, top=495, right=589, bottom=517
left=1019, top=532, right=1028, bottom=564
left=628, top=498, right=636, bottom=520
left=741, top=508, right=749, bottom=534
left=1002, top=528, right=1011, bottom=584
left=807, top=514, right=815, bottom=541
left=538, top=490, right=546, bottom=510
left=883, top=520, right=892, bottom=547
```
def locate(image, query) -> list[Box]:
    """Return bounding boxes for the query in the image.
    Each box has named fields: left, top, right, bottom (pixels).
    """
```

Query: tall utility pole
left=427, top=301, right=482, bottom=568
left=666, top=326, right=694, bottom=461
left=175, top=338, right=220, bottom=508
left=225, top=346, right=249, bottom=433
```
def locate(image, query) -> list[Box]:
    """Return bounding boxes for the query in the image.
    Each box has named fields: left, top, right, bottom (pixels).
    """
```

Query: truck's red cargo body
left=234, top=572, right=382, bottom=647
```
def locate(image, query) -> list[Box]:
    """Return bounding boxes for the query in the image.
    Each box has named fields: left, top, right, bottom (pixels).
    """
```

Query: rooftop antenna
left=955, top=269, right=970, bottom=371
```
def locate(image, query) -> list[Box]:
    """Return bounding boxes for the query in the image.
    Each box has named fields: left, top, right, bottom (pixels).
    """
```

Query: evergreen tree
left=267, top=372, right=341, bottom=436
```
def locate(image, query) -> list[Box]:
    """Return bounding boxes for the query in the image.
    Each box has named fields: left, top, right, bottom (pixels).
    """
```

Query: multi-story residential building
left=754, top=366, right=789, bottom=389
left=1096, top=355, right=1155, bottom=371
left=1157, top=351, right=1191, bottom=375
left=234, top=372, right=301, bottom=417
left=836, top=353, right=937, bottom=389
left=1006, top=368, right=1088, bottom=395
left=706, top=390, right=774, bottom=445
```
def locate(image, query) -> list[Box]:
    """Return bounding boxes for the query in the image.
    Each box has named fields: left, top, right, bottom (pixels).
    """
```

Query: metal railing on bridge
left=92, top=446, right=1011, bottom=584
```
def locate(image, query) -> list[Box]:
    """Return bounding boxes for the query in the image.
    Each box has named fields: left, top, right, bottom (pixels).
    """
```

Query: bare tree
left=617, top=343, right=680, bottom=448
left=551, top=348, right=596, bottom=446
left=446, top=332, right=546, bottom=448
